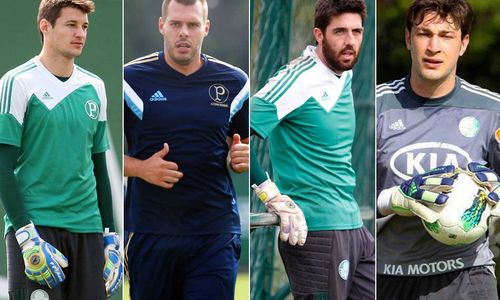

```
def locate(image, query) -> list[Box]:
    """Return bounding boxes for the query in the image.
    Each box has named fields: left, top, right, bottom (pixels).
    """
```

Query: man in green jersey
left=0, top=1, right=122, bottom=299
left=251, top=0, right=375, bottom=299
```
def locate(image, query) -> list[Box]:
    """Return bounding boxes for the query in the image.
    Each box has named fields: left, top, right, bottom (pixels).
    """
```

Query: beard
left=322, top=37, right=359, bottom=73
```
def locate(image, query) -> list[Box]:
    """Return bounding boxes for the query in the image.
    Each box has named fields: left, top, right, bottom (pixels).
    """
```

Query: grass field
left=124, top=272, right=249, bottom=299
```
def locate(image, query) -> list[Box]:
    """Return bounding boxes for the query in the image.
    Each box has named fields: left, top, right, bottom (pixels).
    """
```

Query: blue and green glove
left=386, top=165, right=456, bottom=222
left=465, top=162, right=500, bottom=216
left=103, top=230, right=123, bottom=298
left=15, top=223, right=68, bottom=288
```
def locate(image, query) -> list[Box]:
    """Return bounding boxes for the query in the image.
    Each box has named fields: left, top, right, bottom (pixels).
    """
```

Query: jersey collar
left=405, top=75, right=461, bottom=106
left=159, top=51, right=208, bottom=78
left=34, top=56, right=78, bottom=86
left=303, top=45, right=352, bottom=82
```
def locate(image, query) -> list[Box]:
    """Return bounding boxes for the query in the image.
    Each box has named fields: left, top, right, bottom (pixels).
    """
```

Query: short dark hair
left=38, top=0, right=95, bottom=42
left=161, top=0, right=208, bottom=19
left=314, top=0, right=367, bottom=33
left=405, top=0, right=473, bottom=39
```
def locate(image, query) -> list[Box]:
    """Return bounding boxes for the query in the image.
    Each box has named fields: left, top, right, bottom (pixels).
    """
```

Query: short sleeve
left=92, top=81, right=109, bottom=153
left=0, top=75, right=29, bottom=147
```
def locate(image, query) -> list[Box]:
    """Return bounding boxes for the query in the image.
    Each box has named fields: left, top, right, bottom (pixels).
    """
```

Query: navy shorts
left=126, top=233, right=241, bottom=300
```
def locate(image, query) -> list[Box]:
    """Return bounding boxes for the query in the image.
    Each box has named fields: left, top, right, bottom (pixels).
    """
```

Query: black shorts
left=6, top=227, right=105, bottom=300
left=278, top=226, right=375, bottom=300
left=377, top=266, right=498, bottom=300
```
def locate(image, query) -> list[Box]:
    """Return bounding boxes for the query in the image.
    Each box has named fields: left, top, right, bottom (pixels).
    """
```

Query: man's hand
left=229, top=134, right=249, bottom=173
left=15, top=223, right=68, bottom=288
left=487, top=185, right=500, bottom=217
left=103, top=230, right=123, bottom=298
left=252, top=179, right=308, bottom=246
left=133, top=143, right=183, bottom=189
left=465, top=162, right=500, bottom=216
left=389, top=165, right=456, bottom=222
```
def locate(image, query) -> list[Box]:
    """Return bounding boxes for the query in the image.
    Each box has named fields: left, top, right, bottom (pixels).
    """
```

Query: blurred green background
left=250, top=0, right=375, bottom=299
left=124, top=1, right=250, bottom=299
left=377, top=0, right=500, bottom=89
left=0, top=1, right=123, bottom=299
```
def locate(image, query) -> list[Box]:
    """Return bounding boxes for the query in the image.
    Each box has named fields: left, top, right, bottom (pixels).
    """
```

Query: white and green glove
left=103, top=230, right=123, bottom=298
left=15, top=223, right=68, bottom=288
left=379, top=165, right=456, bottom=222
left=252, top=179, right=308, bottom=246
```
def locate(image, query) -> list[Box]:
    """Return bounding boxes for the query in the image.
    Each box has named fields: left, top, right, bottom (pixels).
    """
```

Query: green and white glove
left=15, top=223, right=68, bottom=288
left=252, top=179, right=308, bottom=246
left=103, top=230, right=123, bottom=298
left=380, top=165, right=456, bottom=222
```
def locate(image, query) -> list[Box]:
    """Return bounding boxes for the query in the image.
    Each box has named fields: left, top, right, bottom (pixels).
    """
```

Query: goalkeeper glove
left=383, top=165, right=455, bottom=222
left=103, top=230, right=123, bottom=298
left=252, top=179, right=308, bottom=246
left=15, top=223, right=68, bottom=288
left=465, top=162, right=500, bottom=217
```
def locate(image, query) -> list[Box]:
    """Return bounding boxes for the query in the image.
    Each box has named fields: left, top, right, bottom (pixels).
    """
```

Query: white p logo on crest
left=209, top=84, right=229, bottom=103
left=85, top=100, right=99, bottom=119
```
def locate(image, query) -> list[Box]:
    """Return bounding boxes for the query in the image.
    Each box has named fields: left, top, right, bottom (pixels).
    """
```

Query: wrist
left=124, top=155, right=145, bottom=178
left=252, top=178, right=281, bottom=203
left=15, top=222, right=37, bottom=248
left=226, top=155, right=233, bottom=172
left=377, top=186, right=398, bottom=216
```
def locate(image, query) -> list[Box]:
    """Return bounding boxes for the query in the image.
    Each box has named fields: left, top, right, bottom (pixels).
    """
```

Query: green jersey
left=251, top=46, right=362, bottom=230
left=0, top=57, right=109, bottom=233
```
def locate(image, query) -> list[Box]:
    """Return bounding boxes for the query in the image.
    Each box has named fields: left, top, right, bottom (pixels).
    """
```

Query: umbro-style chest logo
left=149, top=90, right=167, bottom=101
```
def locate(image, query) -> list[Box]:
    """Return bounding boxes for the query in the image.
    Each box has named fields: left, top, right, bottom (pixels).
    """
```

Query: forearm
left=250, top=150, right=268, bottom=186
left=92, top=152, right=115, bottom=232
left=124, top=154, right=143, bottom=178
left=0, top=144, right=30, bottom=230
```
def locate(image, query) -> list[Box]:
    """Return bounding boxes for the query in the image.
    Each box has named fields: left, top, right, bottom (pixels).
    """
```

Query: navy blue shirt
left=124, top=51, right=249, bottom=235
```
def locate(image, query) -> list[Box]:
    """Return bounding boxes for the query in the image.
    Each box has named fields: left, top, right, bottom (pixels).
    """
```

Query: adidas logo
left=42, top=92, right=53, bottom=100
left=321, top=91, right=330, bottom=101
left=389, top=119, right=406, bottom=130
left=149, top=90, right=167, bottom=101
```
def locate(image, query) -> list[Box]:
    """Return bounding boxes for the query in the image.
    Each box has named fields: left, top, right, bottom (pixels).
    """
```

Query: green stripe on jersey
left=262, top=57, right=311, bottom=102
left=76, top=66, right=101, bottom=81
left=269, top=60, right=316, bottom=104
left=1, top=62, right=36, bottom=114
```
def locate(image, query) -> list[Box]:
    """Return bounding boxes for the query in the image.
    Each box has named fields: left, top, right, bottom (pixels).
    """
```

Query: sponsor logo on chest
left=389, top=142, right=472, bottom=180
